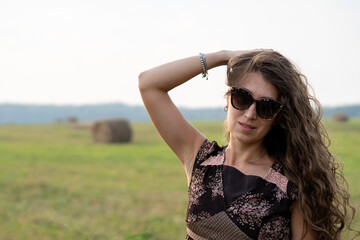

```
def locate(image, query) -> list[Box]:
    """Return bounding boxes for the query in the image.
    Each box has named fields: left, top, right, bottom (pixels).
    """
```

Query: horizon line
left=1, top=101, right=360, bottom=109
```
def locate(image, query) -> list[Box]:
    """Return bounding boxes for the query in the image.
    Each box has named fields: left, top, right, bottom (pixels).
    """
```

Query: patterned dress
left=185, top=140, right=298, bottom=240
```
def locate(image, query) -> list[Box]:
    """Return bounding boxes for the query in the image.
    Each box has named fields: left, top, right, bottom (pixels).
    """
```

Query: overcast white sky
left=1, top=0, right=359, bottom=108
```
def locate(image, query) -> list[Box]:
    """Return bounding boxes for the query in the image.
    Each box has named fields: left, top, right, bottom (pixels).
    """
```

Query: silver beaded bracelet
left=199, top=53, right=208, bottom=80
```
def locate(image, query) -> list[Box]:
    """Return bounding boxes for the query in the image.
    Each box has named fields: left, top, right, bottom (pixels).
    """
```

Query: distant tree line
left=0, top=103, right=359, bottom=124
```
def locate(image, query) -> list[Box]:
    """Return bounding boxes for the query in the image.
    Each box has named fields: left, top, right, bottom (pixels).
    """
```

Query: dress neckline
left=221, top=145, right=277, bottom=180
left=223, top=163, right=276, bottom=181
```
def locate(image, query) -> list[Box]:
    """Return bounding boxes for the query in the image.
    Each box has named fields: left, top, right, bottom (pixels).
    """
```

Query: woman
left=138, top=50, right=357, bottom=239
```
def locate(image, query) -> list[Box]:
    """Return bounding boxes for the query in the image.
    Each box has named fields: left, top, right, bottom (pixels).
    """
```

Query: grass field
left=0, top=120, right=359, bottom=239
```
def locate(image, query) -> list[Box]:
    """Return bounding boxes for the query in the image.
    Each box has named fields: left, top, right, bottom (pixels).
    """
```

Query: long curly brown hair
left=225, top=50, right=359, bottom=239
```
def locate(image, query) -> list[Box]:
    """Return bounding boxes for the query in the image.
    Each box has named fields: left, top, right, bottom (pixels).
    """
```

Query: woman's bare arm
left=138, top=51, right=232, bottom=168
left=291, top=202, right=317, bottom=240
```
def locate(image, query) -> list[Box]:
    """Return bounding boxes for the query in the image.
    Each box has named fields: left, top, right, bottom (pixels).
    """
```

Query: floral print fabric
left=185, top=140, right=298, bottom=240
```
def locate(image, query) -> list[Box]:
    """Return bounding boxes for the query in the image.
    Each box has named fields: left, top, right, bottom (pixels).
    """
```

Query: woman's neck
left=226, top=138, right=267, bottom=166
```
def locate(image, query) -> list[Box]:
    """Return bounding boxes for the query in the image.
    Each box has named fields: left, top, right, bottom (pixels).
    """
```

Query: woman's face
left=227, top=72, right=279, bottom=146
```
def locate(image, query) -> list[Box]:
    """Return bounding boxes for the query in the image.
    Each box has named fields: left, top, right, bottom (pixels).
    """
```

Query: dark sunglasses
left=230, top=87, right=283, bottom=120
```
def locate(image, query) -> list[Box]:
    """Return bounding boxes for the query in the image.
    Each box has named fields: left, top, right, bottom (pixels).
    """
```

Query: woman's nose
left=244, top=102, right=257, bottom=120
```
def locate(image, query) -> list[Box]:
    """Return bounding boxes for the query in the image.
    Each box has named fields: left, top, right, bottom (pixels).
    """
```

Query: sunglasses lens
left=257, top=99, right=281, bottom=119
left=231, top=88, right=254, bottom=110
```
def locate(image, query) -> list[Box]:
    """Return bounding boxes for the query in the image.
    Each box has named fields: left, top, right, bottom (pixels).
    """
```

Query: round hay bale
left=67, top=116, right=78, bottom=124
left=92, top=118, right=132, bottom=143
left=332, top=113, right=349, bottom=122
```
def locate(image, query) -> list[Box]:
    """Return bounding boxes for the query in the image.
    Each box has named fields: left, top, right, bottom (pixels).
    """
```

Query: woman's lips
left=238, top=121, right=256, bottom=131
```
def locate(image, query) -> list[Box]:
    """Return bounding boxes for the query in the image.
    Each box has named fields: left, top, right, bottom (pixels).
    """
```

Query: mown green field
left=0, top=120, right=359, bottom=240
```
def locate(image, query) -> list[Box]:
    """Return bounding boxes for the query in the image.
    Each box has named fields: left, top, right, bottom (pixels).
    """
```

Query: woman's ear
left=224, top=96, right=230, bottom=112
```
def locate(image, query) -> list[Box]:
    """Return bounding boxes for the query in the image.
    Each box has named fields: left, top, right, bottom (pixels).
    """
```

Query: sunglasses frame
left=230, top=87, right=283, bottom=120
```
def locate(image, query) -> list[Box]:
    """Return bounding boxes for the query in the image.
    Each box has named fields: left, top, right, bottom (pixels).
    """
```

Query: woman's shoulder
left=268, top=162, right=298, bottom=201
left=194, top=139, right=226, bottom=164
left=185, top=139, right=225, bottom=185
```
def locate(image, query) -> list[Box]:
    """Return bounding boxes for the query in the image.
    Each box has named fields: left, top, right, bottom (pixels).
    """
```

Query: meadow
left=0, top=120, right=359, bottom=240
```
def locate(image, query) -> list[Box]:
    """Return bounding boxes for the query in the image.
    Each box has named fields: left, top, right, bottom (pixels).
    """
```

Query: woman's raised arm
left=138, top=51, right=232, bottom=167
